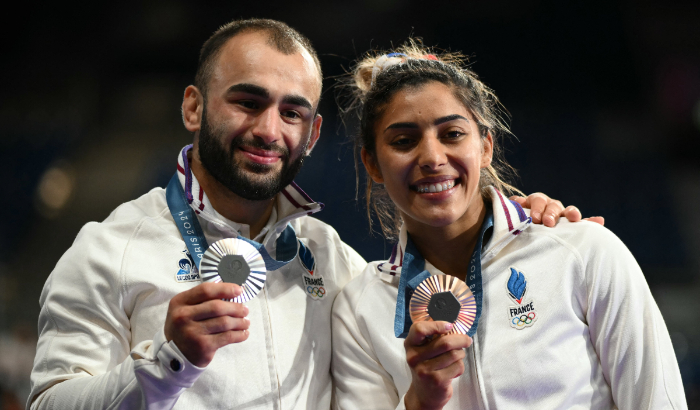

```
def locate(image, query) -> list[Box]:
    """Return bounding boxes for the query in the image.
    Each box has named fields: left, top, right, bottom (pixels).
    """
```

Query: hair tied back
left=339, top=38, right=523, bottom=239
left=370, top=53, right=407, bottom=88
left=370, top=53, right=442, bottom=88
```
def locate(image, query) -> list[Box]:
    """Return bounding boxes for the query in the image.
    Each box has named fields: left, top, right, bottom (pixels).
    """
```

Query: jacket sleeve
left=331, top=268, right=405, bottom=410
left=583, top=225, right=687, bottom=410
left=338, top=242, right=368, bottom=280
left=28, top=221, right=205, bottom=410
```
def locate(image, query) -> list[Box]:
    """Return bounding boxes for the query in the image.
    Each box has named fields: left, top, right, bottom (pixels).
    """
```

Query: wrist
left=405, top=385, right=444, bottom=410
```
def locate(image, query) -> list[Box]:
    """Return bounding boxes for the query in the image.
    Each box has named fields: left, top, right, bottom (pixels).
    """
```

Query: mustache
left=229, top=137, right=289, bottom=157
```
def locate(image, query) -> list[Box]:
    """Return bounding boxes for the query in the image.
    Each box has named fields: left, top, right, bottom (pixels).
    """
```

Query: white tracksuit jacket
left=29, top=146, right=366, bottom=410
left=332, top=187, right=686, bottom=410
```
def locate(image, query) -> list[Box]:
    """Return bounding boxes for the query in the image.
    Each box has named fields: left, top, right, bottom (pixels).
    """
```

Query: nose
left=250, top=107, right=282, bottom=144
left=417, top=134, right=447, bottom=170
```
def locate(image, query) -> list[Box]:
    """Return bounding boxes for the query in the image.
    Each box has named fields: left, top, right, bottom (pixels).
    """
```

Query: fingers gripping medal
left=409, top=275, right=477, bottom=335
left=200, top=238, right=266, bottom=303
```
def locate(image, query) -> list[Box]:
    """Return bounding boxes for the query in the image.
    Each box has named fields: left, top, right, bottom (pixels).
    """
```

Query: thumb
left=406, top=321, right=454, bottom=346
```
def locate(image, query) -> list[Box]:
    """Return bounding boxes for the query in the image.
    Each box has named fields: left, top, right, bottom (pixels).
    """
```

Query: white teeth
left=416, top=180, right=455, bottom=193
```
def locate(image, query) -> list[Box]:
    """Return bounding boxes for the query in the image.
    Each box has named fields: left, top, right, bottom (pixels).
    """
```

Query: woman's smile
left=363, top=81, right=493, bottom=230
left=411, top=177, right=459, bottom=194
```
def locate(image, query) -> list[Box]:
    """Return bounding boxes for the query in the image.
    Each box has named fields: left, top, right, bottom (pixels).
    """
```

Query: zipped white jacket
left=332, top=187, right=686, bottom=410
left=29, top=146, right=366, bottom=410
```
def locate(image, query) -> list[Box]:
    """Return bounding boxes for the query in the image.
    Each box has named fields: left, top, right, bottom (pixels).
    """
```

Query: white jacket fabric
left=332, top=187, right=686, bottom=410
left=29, top=145, right=366, bottom=410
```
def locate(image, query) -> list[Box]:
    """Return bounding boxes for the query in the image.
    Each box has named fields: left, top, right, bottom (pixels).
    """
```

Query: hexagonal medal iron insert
left=427, top=291, right=460, bottom=323
left=217, top=254, right=250, bottom=285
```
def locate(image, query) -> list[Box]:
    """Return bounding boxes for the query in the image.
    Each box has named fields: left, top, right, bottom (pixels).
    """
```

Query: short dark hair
left=194, top=18, right=322, bottom=98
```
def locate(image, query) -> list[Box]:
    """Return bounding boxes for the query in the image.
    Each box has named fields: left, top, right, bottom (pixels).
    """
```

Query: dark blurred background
left=1, top=0, right=698, bottom=408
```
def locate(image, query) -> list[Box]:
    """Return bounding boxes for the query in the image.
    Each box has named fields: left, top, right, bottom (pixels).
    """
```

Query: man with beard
left=28, top=18, right=589, bottom=410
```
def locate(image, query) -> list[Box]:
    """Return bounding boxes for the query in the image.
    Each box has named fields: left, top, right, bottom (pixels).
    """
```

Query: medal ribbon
left=166, top=173, right=302, bottom=272
left=394, top=207, right=493, bottom=338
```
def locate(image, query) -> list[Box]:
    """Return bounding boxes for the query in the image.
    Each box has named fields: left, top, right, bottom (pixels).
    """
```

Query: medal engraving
left=200, top=238, right=266, bottom=303
left=218, top=254, right=250, bottom=285
left=410, top=275, right=476, bottom=335
left=427, top=291, right=460, bottom=322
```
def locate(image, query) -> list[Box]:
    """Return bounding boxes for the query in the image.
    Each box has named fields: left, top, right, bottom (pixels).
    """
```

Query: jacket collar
left=377, top=186, right=531, bottom=283
left=176, top=144, right=323, bottom=241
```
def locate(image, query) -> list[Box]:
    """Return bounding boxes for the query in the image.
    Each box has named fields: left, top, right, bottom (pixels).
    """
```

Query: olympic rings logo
left=307, top=286, right=326, bottom=298
left=511, top=312, right=536, bottom=327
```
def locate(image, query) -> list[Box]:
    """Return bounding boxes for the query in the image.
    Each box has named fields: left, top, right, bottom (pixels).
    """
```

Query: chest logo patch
left=299, top=242, right=325, bottom=300
left=175, top=249, right=200, bottom=283
left=506, top=267, right=537, bottom=329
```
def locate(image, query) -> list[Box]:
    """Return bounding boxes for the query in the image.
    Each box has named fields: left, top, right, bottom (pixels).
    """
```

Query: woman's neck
left=405, top=200, right=486, bottom=281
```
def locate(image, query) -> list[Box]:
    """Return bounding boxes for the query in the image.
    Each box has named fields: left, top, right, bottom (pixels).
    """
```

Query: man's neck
left=189, top=153, right=275, bottom=240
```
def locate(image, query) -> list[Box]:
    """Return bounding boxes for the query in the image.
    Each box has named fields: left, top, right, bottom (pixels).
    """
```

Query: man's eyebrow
left=226, top=83, right=313, bottom=111
left=434, top=114, right=469, bottom=125
left=226, top=83, right=269, bottom=98
left=282, top=95, right=313, bottom=110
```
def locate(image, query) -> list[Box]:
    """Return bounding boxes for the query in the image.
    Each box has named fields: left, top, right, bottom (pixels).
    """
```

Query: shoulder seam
left=120, top=205, right=171, bottom=303
left=652, top=310, right=679, bottom=408
left=40, top=303, right=59, bottom=380
left=521, top=228, right=588, bottom=306
left=353, top=275, right=386, bottom=361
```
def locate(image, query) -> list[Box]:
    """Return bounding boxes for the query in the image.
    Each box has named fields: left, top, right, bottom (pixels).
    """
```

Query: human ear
left=305, top=114, right=323, bottom=156
left=361, top=147, right=384, bottom=184
left=480, top=132, right=494, bottom=168
left=182, top=85, right=204, bottom=132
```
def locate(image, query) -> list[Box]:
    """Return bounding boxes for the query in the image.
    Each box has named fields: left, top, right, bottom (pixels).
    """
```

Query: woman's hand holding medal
left=164, top=282, right=250, bottom=367
left=403, top=321, right=473, bottom=410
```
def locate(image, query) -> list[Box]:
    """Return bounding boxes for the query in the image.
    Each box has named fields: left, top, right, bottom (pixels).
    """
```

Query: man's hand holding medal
left=164, top=282, right=249, bottom=367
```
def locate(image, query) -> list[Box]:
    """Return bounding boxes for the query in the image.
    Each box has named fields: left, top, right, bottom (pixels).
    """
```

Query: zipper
left=472, top=335, right=489, bottom=410
left=260, top=285, right=283, bottom=409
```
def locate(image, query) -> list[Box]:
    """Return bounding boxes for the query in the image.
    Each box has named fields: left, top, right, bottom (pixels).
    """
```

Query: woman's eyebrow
left=385, top=114, right=469, bottom=132
left=385, top=122, right=418, bottom=131
left=434, top=114, right=469, bottom=125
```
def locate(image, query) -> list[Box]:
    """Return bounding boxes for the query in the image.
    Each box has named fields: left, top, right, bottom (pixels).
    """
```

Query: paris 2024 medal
left=409, top=274, right=477, bottom=335
left=200, top=238, right=266, bottom=303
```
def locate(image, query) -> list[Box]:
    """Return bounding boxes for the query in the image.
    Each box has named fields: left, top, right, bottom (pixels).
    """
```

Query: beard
left=198, top=108, right=309, bottom=201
